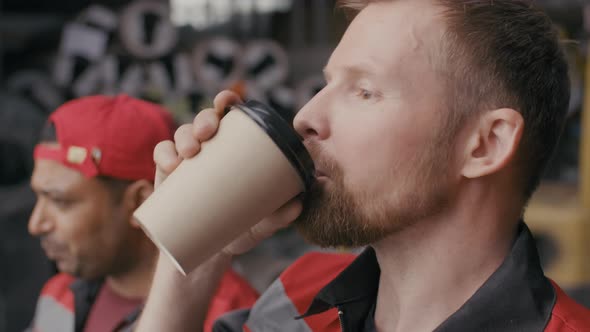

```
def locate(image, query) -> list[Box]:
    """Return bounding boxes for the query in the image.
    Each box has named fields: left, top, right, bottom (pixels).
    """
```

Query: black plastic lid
left=233, top=101, right=315, bottom=192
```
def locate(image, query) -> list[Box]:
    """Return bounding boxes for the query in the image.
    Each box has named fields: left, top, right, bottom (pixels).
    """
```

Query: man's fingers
left=262, top=199, right=303, bottom=229
left=213, top=90, right=242, bottom=116
left=251, top=199, right=303, bottom=239
left=192, top=109, right=221, bottom=143
left=154, top=140, right=181, bottom=172
left=222, top=199, right=303, bottom=256
left=153, top=140, right=181, bottom=186
left=187, top=90, right=242, bottom=146
left=174, top=124, right=201, bottom=159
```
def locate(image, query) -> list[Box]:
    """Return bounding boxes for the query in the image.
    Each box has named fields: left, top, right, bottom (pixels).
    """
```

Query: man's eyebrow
left=30, top=183, right=67, bottom=197
left=323, top=63, right=380, bottom=80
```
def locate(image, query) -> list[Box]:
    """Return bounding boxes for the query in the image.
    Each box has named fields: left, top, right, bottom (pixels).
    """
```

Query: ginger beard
left=294, top=130, right=455, bottom=248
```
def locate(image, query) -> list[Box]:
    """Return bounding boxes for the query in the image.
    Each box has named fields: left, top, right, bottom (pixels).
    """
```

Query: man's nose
left=293, top=89, right=331, bottom=141
left=28, top=200, right=54, bottom=236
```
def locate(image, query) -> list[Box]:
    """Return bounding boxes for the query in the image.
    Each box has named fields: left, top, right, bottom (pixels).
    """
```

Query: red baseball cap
left=34, top=94, right=175, bottom=182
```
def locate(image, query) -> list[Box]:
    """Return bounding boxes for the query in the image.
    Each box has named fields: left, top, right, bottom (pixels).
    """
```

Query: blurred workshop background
left=0, top=0, right=588, bottom=331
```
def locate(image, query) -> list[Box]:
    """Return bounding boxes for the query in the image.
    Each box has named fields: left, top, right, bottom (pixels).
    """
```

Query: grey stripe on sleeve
left=244, top=279, right=312, bottom=332
left=31, top=296, right=74, bottom=332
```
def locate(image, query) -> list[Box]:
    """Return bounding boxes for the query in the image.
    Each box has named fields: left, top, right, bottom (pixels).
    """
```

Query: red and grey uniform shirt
left=213, top=222, right=590, bottom=332
left=28, top=269, right=258, bottom=332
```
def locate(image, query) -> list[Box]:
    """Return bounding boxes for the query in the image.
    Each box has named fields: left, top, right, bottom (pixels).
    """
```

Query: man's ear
left=122, top=179, right=154, bottom=228
left=461, top=108, right=523, bottom=179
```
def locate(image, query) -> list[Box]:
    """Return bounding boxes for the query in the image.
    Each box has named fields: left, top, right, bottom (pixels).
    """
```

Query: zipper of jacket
left=337, top=307, right=346, bottom=332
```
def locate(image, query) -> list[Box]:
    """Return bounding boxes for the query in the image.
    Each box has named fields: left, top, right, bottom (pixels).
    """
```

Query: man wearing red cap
left=27, top=95, right=258, bottom=332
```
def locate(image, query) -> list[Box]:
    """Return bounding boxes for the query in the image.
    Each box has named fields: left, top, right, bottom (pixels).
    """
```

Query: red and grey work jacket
left=213, top=223, right=590, bottom=332
left=29, top=269, right=258, bottom=332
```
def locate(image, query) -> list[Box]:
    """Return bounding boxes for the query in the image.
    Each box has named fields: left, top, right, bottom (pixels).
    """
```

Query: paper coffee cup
left=134, top=101, right=314, bottom=275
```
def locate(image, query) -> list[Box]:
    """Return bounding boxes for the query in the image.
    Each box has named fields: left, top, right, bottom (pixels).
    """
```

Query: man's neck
left=106, top=244, right=158, bottom=300
left=372, top=187, right=521, bottom=332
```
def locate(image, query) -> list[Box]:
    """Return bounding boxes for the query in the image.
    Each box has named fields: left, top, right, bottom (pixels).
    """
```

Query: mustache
left=305, top=141, right=340, bottom=177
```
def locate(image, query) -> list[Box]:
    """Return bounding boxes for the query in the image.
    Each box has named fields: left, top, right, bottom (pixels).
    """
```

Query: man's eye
left=52, top=198, right=72, bottom=209
left=357, top=89, right=373, bottom=100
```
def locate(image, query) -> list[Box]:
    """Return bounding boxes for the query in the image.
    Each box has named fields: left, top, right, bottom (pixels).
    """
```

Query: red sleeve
left=545, top=280, right=590, bottom=332
left=204, top=269, right=259, bottom=332
left=279, top=252, right=356, bottom=331
left=39, top=273, right=76, bottom=311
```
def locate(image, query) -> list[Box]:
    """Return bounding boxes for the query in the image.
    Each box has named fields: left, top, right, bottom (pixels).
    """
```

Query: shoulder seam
left=550, top=311, right=579, bottom=332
